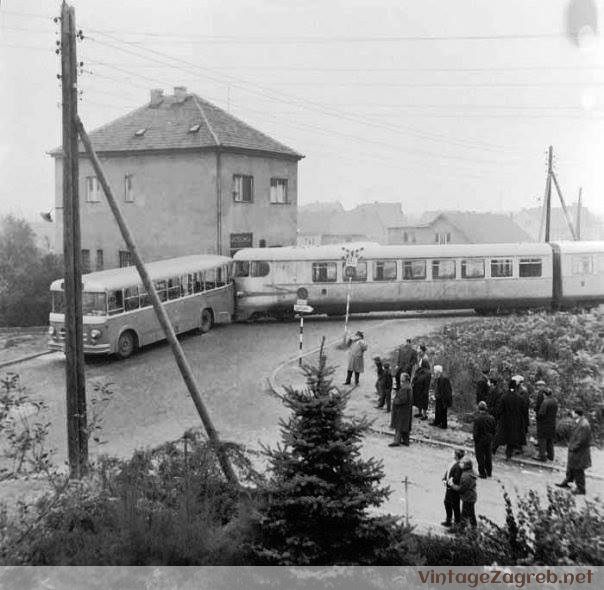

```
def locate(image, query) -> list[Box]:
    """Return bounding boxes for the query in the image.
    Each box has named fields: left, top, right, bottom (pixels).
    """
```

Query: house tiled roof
left=50, top=90, right=303, bottom=159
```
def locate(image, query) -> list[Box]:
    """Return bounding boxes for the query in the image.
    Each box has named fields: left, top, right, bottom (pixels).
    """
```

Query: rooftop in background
left=50, top=87, right=303, bottom=160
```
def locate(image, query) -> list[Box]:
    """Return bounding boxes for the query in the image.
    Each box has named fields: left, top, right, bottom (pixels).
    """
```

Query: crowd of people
left=344, top=331, right=594, bottom=532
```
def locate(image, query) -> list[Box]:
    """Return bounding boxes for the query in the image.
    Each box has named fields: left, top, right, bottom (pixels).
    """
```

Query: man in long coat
left=556, top=408, right=592, bottom=495
left=535, top=388, right=558, bottom=461
left=412, top=364, right=431, bottom=421
left=344, top=331, right=367, bottom=386
left=473, top=401, right=496, bottom=478
left=389, top=372, right=413, bottom=446
left=493, top=380, right=524, bottom=459
left=475, top=368, right=490, bottom=405
left=514, top=376, right=530, bottom=450
left=394, top=338, right=417, bottom=390
left=431, top=365, right=452, bottom=429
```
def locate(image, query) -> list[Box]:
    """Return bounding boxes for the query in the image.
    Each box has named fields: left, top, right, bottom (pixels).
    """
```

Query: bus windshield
left=52, top=291, right=107, bottom=316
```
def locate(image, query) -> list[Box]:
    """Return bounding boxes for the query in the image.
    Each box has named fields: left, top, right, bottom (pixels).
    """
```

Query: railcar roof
left=554, top=240, right=604, bottom=254
left=50, top=255, right=231, bottom=291
left=233, top=242, right=556, bottom=261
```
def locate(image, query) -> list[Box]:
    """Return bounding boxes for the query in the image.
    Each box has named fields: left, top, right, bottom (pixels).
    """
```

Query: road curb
left=267, top=326, right=604, bottom=482
left=0, top=350, right=54, bottom=370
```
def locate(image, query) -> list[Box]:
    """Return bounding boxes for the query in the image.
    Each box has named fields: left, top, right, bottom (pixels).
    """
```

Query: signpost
left=294, top=299, right=314, bottom=365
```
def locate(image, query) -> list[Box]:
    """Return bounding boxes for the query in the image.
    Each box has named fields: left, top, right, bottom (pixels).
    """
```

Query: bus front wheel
left=200, top=309, right=214, bottom=333
left=116, top=330, right=137, bottom=359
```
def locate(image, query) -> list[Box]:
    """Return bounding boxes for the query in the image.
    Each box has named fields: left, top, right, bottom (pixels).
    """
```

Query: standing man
left=453, top=458, right=478, bottom=530
left=514, top=375, right=530, bottom=453
left=390, top=372, right=413, bottom=446
left=473, top=401, right=496, bottom=478
left=493, top=379, right=524, bottom=460
left=344, top=331, right=367, bottom=386
left=394, top=338, right=417, bottom=390
left=475, top=368, right=491, bottom=405
left=534, top=379, right=547, bottom=415
left=417, top=344, right=431, bottom=372
left=412, top=362, right=431, bottom=421
left=556, top=408, right=592, bottom=495
left=535, top=388, right=558, bottom=462
left=441, top=449, right=465, bottom=528
left=431, top=365, right=452, bottom=429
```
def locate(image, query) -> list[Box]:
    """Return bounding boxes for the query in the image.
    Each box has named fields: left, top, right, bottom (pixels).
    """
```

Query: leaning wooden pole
left=551, top=172, right=577, bottom=240
left=75, top=116, right=239, bottom=487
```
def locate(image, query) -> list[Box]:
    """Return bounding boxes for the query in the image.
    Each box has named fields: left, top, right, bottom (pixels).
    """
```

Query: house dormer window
left=134, top=128, right=147, bottom=137
left=188, top=123, right=201, bottom=133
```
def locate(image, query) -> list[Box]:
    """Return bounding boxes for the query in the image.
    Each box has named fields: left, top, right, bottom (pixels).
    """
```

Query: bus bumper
left=48, top=341, right=112, bottom=355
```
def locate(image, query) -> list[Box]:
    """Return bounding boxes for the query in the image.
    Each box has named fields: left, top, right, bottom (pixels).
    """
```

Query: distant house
left=387, top=211, right=533, bottom=245
left=298, top=201, right=405, bottom=245
left=513, top=206, right=604, bottom=242
left=50, top=86, right=303, bottom=270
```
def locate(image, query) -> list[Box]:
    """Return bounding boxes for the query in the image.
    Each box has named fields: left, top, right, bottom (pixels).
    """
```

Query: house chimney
left=149, top=88, right=164, bottom=107
left=173, top=86, right=188, bottom=102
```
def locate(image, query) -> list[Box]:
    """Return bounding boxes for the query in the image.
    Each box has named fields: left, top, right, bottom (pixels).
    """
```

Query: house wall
left=54, top=150, right=298, bottom=269
left=388, top=220, right=468, bottom=245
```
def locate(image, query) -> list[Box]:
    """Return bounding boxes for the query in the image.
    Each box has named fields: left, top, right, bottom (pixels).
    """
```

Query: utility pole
left=60, top=1, right=88, bottom=478
left=544, top=146, right=553, bottom=242
left=576, top=187, right=582, bottom=240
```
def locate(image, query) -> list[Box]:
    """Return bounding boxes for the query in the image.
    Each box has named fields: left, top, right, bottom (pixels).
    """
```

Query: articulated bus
left=49, top=255, right=234, bottom=358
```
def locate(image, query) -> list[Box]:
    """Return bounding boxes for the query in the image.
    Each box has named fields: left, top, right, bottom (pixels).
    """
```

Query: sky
left=1, top=0, right=604, bottom=222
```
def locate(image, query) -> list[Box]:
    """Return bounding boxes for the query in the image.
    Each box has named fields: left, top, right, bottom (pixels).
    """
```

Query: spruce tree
left=251, top=341, right=420, bottom=565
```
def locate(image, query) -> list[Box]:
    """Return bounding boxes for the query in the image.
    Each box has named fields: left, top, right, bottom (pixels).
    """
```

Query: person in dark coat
left=376, top=363, right=393, bottom=412
left=556, top=408, right=592, bottom=495
left=493, top=379, right=524, bottom=459
left=452, top=457, right=478, bottom=529
left=514, top=376, right=530, bottom=451
left=475, top=368, right=491, bottom=405
left=373, top=356, right=384, bottom=399
left=473, top=401, right=496, bottom=478
left=535, top=388, right=558, bottom=461
left=394, top=338, right=417, bottom=390
left=431, top=365, right=452, bottom=429
left=441, top=448, right=465, bottom=528
left=412, top=364, right=431, bottom=421
left=534, top=379, right=547, bottom=414
left=344, top=331, right=367, bottom=385
left=389, top=372, right=413, bottom=446
left=487, top=377, right=503, bottom=419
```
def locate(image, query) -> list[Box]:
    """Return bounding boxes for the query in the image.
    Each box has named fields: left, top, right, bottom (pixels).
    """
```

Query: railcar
left=232, top=241, right=604, bottom=320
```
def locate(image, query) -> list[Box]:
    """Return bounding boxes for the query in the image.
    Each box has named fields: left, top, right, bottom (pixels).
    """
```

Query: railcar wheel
left=116, top=330, right=137, bottom=359
left=200, top=309, right=214, bottom=333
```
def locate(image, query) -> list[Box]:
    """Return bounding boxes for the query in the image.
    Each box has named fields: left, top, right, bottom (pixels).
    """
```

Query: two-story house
left=50, top=86, right=304, bottom=270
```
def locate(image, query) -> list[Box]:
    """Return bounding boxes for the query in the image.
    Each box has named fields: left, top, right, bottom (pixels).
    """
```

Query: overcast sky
left=1, top=0, right=603, bottom=221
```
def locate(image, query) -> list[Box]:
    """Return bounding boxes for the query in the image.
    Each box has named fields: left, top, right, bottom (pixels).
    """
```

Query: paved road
left=9, top=311, right=471, bottom=463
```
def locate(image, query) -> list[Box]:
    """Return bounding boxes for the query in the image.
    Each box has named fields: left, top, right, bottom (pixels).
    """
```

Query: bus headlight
left=89, top=329, right=102, bottom=340
left=48, top=326, right=55, bottom=336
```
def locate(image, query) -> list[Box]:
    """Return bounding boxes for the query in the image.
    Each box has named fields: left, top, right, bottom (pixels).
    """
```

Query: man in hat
left=475, top=368, right=491, bottom=405
left=344, top=331, right=367, bottom=386
left=431, top=365, right=452, bottom=429
left=535, top=388, right=558, bottom=461
left=390, top=372, right=413, bottom=446
left=493, top=378, right=524, bottom=460
left=556, top=408, right=592, bottom=495
left=394, top=338, right=417, bottom=390
left=473, top=401, right=496, bottom=478
left=534, top=379, right=547, bottom=415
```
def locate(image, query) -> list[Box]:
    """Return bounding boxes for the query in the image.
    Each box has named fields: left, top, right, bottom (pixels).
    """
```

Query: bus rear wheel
left=116, top=330, right=137, bottom=359
left=200, top=309, right=214, bottom=333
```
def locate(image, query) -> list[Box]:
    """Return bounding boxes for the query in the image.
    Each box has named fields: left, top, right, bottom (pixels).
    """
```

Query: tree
left=0, top=215, right=62, bottom=326
left=250, top=341, right=420, bottom=565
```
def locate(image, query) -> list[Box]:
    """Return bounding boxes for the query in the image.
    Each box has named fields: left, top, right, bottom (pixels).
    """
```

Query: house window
left=435, top=232, right=450, bottom=244
left=373, top=260, right=397, bottom=281
left=124, top=174, right=134, bottom=202
left=461, top=258, right=485, bottom=279
left=432, top=259, right=456, bottom=279
left=230, top=232, right=253, bottom=256
left=491, top=258, right=513, bottom=278
left=270, top=178, right=288, bottom=204
left=342, top=261, right=367, bottom=282
left=81, top=249, right=91, bottom=274
left=403, top=260, right=426, bottom=280
left=95, top=249, right=104, bottom=271
left=232, top=174, right=253, bottom=202
left=312, top=262, right=337, bottom=282
left=519, top=258, right=542, bottom=277
left=411, top=232, right=416, bottom=243
left=403, top=232, right=408, bottom=243
left=119, top=250, right=132, bottom=268
left=85, top=176, right=101, bottom=203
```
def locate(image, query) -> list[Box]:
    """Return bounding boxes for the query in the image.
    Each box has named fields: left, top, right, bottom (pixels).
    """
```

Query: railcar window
left=154, top=279, right=167, bottom=302
left=108, top=289, right=124, bottom=315
left=251, top=261, right=270, bottom=278
left=342, top=261, right=367, bottom=281
left=571, top=255, right=593, bottom=275
left=519, top=258, right=542, bottom=277
left=491, top=258, right=513, bottom=278
left=403, top=260, right=426, bottom=280
left=234, top=261, right=249, bottom=277
left=461, top=259, right=485, bottom=279
left=432, top=259, right=456, bottom=279
left=373, top=260, right=397, bottom=281
left=312, top=262, right=337, bottom=282
left=167, top=277, right=181, bottom=300
left=124, top=286, right=140, bottom=311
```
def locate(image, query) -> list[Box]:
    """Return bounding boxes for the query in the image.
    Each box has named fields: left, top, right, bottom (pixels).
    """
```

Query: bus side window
left=234, top=261, right=249, bottom=277
left=186, top=274, right=194, bottom=295
left=124, top=286, right=139, bottom=311
left=205, top=269, right=216, bottom=290
left=154, top=279, right=167, bottom=302
left=167, top=277, right=181, bottom=300
left=139, top=286, right=150, bottom=308
left=108, top=289, right=124, bottom=315
left=216, top=267, right=224, bottom=288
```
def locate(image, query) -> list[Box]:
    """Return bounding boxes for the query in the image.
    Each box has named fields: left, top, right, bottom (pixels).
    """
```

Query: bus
left=49, top=255, right=234, bottom=359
